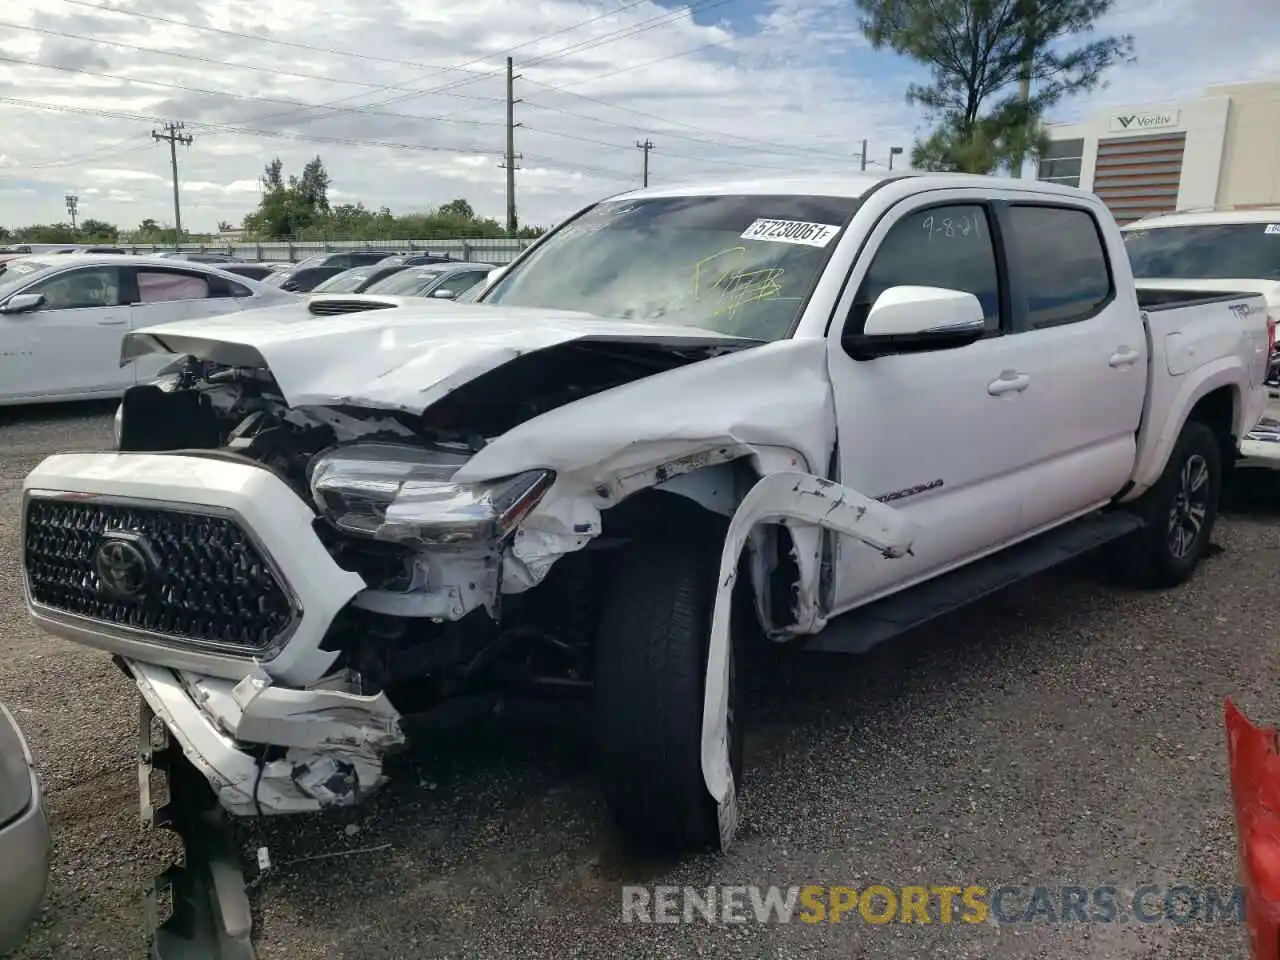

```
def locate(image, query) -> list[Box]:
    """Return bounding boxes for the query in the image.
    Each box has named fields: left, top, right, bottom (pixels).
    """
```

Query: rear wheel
left=592, top=527, right=742, bottom=854
left=1119, top=419, right=1222, bottom=588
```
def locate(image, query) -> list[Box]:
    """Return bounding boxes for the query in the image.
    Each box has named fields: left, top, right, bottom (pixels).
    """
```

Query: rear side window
left=852, top=203, right=1001, bottom=334
left=136, top=270, right=209, bottom=302
left=1123, top=223, right=1280, bottom=282
left=207, top=273, right=253, bottom=298
left=1003, top=205, right=1113, bottom=330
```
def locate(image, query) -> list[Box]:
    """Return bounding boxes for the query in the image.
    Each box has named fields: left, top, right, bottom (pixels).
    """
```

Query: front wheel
left=591, top=529, right=743, bottom=854
left=1119, top=419, right=1222, bottom=588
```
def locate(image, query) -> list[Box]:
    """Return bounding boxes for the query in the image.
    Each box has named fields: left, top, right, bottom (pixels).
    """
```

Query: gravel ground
left=1, top=400, right=1272, bottom=959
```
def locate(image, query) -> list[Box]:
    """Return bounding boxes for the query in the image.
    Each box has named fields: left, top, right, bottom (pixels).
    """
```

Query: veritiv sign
left=1108, top=110, right=1181, bottom=133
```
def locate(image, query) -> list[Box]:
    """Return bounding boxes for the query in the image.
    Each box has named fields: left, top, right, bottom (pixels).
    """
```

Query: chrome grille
left=23, top=497, right=293, bottom=655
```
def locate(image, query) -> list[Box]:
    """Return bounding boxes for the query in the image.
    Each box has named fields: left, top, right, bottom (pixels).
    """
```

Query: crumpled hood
left=122, top=302, right=754, bottom=412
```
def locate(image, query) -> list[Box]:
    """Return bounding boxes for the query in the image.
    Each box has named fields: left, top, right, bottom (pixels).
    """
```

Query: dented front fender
left=700, top=472, right=919, bottom=850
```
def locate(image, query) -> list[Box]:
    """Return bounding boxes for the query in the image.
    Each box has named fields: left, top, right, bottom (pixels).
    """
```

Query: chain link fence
left=122, top=237, right=536, bottom=264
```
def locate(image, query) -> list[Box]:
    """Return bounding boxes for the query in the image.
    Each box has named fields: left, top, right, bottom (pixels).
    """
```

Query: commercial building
left=1038, top=80, right=1280, bottom=224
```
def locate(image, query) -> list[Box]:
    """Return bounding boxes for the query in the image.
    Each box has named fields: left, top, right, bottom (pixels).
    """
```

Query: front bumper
left=22, top=452, right=366, bottom=687
left=131, top=660, right=403, bottom=817
left=21, top=451, right=405, bottom=816
left=0, top=705, right=51, bottom=956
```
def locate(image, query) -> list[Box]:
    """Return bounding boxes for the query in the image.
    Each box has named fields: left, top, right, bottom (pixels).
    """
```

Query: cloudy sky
left=1, top=0, right=1278, bottom=233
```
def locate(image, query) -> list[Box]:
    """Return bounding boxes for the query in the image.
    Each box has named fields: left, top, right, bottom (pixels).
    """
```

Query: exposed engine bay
left=112, top=339, right=754, bottom=713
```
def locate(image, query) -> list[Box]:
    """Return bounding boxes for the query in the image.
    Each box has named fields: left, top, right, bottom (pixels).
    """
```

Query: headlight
left=309, top=443, right=555, bottom=549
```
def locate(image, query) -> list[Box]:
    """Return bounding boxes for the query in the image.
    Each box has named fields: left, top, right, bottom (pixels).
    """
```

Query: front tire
left=592, top=528, right=742, bottom=854
left=1121, top=419, right=1222, bottom=588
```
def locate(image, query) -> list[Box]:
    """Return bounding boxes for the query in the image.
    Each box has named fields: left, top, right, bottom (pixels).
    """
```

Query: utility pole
left=636, top=139, right=654, bottom=187
left=888, top=146, right=904, bottom=171
left=1015, top=0, right=1036, bottom=178
left=860, top=138, right=869, bottom=172
left=64, top=194, right=79, bottom=235
left=152, top=120, right=193, bottom=248
left=502, top=57, right=523, bottom=236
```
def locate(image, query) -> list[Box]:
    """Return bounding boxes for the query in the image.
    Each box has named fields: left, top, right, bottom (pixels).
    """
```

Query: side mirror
left=843, top=285, right=986, bottom=361
left=485, top=265, right=509, bottom=285
left=431, top=288, right=458, bottom=300
left=0, top=293, right=46, bottom=314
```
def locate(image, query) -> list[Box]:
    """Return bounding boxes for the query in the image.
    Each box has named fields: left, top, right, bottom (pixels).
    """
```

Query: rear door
left=0, top=264, right=131, bottom=399
left=995, top=201, right=1147, bottom=531
left=124, top=266, right=256, bottom=382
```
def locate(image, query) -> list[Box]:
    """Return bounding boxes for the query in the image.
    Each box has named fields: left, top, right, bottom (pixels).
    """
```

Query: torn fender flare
left=699, top=472, right=919, bottom=851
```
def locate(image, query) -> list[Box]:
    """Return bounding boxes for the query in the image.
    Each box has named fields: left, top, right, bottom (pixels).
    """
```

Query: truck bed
left=1136, top=287, right=1259, bottom=311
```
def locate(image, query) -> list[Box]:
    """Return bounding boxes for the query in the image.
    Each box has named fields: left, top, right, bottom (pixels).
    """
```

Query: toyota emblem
left=94, top=534, right=153, bottom=600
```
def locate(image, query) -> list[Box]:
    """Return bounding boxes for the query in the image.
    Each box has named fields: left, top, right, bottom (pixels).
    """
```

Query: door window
left=850, top=204, right=1001, bottom=334
left=435, top=271, right=489, bottom=296
left=1002, top=205, right=1114, bottom=330
left=136, top=270, right=210, bottom=303
left=27, top=266, right=123, bottom=309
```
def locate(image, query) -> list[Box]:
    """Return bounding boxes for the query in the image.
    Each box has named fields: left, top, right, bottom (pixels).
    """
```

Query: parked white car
left=0, top=254, right=298, bottom=406
left=16, top=173, right=1272, bottom=947
left=1121, top=207, right=1280, bottom=464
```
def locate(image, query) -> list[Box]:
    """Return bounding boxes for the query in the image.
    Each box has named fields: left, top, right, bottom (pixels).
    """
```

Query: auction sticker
left=1265, top=224, right=1280, bottom=235
left=740, top=218, right=842, bottom=247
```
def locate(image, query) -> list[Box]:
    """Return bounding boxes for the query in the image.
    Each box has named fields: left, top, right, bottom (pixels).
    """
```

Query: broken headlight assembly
left=308, top=442, right=555, bottom=549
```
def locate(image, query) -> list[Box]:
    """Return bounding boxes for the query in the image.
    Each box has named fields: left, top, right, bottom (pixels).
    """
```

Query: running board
left=804, top=510, right=1143, bottom=654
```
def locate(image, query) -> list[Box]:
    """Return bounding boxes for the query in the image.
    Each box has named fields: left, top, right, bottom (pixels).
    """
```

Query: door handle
left=96, top=318, right=127, bottom=326
left=988, top=371, right=1030, bottom=396
left=1109, top=347, right=1140, bottom=367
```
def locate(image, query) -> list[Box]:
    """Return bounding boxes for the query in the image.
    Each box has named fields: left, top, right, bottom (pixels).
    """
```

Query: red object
left=1226, top=698, right=1280, bottom=959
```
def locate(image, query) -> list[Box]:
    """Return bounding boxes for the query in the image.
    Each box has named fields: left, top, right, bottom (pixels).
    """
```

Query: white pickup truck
left=1120, top=207, right=1280, bottom=464
left=18, top=174, right=1271, bottom=935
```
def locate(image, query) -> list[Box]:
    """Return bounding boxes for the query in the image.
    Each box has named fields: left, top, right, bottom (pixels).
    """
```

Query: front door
left=0, top=264, right=131, bottom=400
left=825, top=193, right=1046, bottom=612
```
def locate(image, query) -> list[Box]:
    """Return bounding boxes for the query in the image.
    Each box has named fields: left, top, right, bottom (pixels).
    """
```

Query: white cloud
left=0, top=0, right=1276, bottom=232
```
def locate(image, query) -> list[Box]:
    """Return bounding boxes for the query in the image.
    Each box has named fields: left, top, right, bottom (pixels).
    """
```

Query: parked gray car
left=0, top=701, right=50, bottom=953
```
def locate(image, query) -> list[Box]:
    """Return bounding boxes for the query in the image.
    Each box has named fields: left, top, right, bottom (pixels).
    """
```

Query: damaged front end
left=20, top=307, right=864, bottom=953
left=25, top=313, right=803, bottom=816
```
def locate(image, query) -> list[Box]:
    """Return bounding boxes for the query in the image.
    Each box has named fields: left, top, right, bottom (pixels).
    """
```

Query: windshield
left=294, top=254, right=328, bottom=269
left=366, top=268, right=447, bottom=296
left=0, top=259, right=55, bottom=296
left=313, top=269, right=373, bottom=293
left=480, top=194, right=861, bottom=339
left=1123, top=223, right=1280, bottom=281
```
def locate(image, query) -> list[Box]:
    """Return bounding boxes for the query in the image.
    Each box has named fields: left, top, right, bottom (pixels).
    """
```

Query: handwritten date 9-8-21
left=921, top=212, right=983, bottom=242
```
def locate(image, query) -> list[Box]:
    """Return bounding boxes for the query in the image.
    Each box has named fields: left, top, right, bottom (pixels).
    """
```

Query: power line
left=21, top=134, right=153, bottom=170
left=0, top=20, right=508, bottom=104
left=523, top=125, right=812, bottom=174
left=52, top=0, right=682, bottom=132
left=56, top=0, right=501, bottom=76
left=410, top=6, right=791, bottom=130
left=521, top=80, right=871, bottom=163
left=0, top=53, right=506, bottom=132
left=249, top=0, right=734, bottom=131
left=0, top=96, right=497, bottom=159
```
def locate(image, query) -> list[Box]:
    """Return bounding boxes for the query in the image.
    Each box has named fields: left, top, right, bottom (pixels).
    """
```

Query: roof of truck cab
left=604, top=172, right=1099, bottom=202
